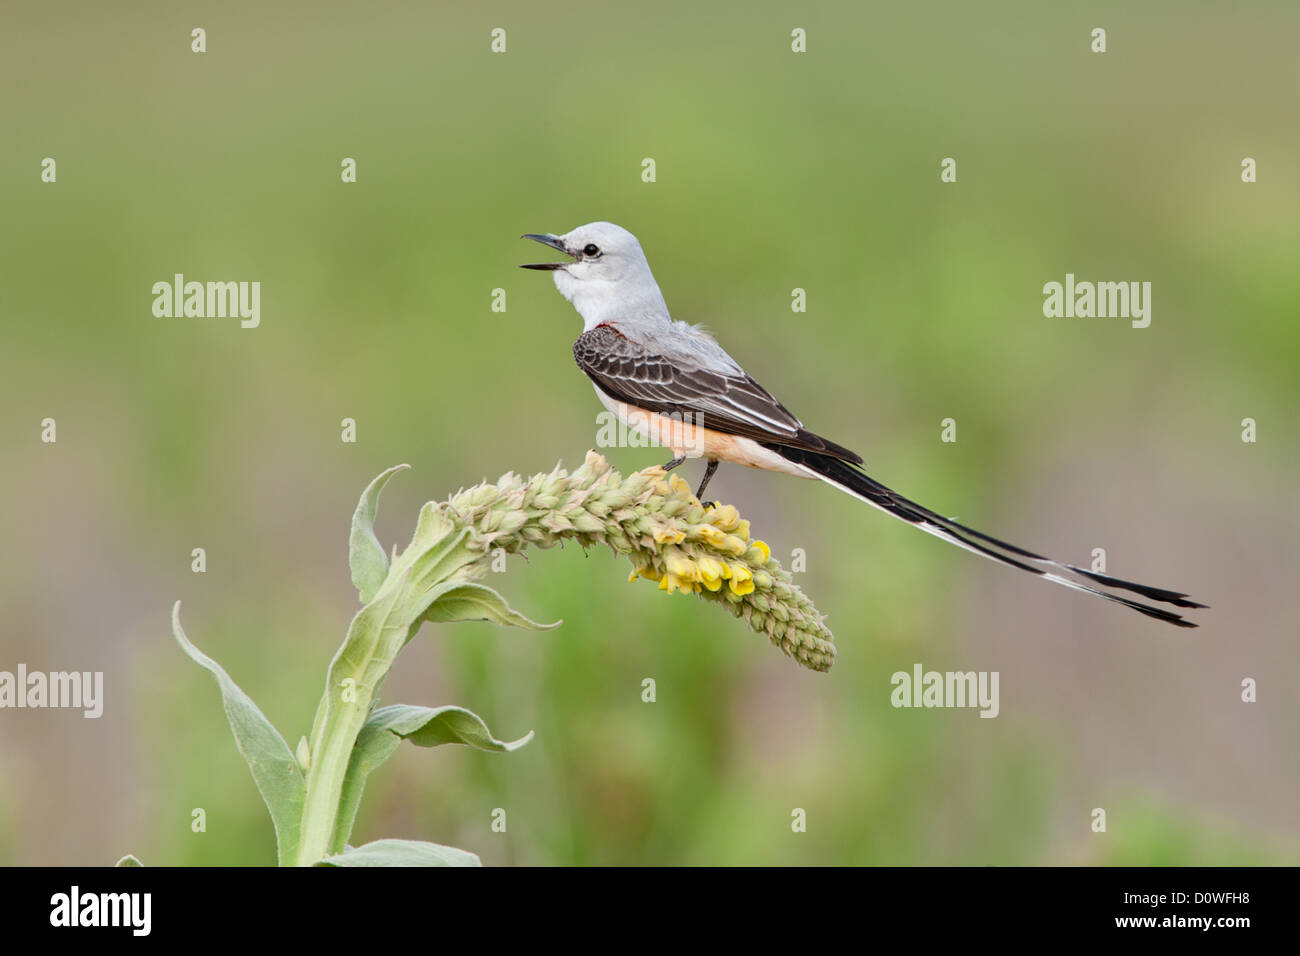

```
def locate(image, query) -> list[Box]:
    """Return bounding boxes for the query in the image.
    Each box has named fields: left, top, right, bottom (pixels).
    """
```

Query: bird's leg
left=661, top=454, right=687, bottom=472
left=695, top=459, right=719, bottom=503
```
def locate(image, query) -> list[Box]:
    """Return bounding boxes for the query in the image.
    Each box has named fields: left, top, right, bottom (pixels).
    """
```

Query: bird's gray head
left=520, top=221, right=669, bottom=330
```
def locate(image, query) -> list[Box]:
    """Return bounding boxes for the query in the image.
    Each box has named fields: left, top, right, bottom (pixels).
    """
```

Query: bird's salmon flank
left=521, top=221, right=1207, bottom=628
left=592, top=387, right=812, bottom=478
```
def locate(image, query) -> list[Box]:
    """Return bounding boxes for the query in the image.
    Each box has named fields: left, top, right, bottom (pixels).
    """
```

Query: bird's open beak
left=520, top=234, right=575, bottom=270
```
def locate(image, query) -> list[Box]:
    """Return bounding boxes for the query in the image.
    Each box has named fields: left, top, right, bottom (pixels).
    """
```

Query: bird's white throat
left=553, top=264, right=671, bottom=332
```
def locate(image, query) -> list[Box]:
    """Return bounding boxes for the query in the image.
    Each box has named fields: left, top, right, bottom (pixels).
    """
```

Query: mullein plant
left=145, top=451, right=833, bottom=867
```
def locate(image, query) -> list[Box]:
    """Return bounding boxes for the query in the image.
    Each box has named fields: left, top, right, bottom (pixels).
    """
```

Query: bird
left=520, top=221, right=1206, bottom=627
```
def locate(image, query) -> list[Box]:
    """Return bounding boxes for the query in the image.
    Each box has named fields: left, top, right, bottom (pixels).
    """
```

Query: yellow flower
left=658, top=572, right=698, bottom=595
left=748, top=539, right=771, bottom=563
left=653, top=525, right=686, bottom=545
left=706, top=504, right=741, bottom=532
left=727, top=564, right=755, bottom=595
left=694, top=556, right=726, bottom=591
left=691, top=524, right=729, bottom=548
left=665, top=552, right=696, bottom=580
left=721, top=534, right=750, bottom=557
left=667, top=473, right=695, bottom=499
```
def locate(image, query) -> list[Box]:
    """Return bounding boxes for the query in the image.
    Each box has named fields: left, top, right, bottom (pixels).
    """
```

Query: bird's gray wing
left=573, top=325, right=863, bottom=463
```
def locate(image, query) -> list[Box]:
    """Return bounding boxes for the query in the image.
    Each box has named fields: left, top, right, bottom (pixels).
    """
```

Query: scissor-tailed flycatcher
left=521, top=221, right=1206, bottom=627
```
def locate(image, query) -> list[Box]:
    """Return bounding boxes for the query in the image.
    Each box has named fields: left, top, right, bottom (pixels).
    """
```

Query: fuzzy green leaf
left=421, top=581, right=560, bottom=630
left=368, top=704, right=533, bottom=752
left=330, top=703, right=531, bottom=854
left=350, top=464, right=409, bottom=604
left=171, top=601, right=305, bottom=866
left=317, top=838, right=481, bottom=867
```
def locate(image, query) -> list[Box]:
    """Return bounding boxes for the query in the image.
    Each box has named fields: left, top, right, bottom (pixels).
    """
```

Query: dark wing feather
left=574, top=325, right=863, bottom=463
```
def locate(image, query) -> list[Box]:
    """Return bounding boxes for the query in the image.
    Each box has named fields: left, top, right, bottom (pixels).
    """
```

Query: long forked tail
left=766, top=444, right=1208, bottom=628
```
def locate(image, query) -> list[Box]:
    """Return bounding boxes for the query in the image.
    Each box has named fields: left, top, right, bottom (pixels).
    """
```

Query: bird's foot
left=694, top=459, right=720, bottom=501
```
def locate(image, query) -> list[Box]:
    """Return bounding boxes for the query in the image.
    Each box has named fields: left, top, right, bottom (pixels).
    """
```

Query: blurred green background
left=1, top=1, right=1296, bottom=865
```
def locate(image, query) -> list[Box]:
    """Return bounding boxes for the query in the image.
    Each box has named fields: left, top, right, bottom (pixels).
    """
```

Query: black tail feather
left=766, top=444, right=1206, bottom=628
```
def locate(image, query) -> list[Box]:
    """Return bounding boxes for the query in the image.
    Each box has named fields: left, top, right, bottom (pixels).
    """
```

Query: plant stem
left=294, top=587, right=407, bottom=865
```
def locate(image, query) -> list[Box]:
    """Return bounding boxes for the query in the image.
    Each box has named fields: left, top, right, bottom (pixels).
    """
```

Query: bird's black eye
left=583, top=243, right=601, bottom=258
